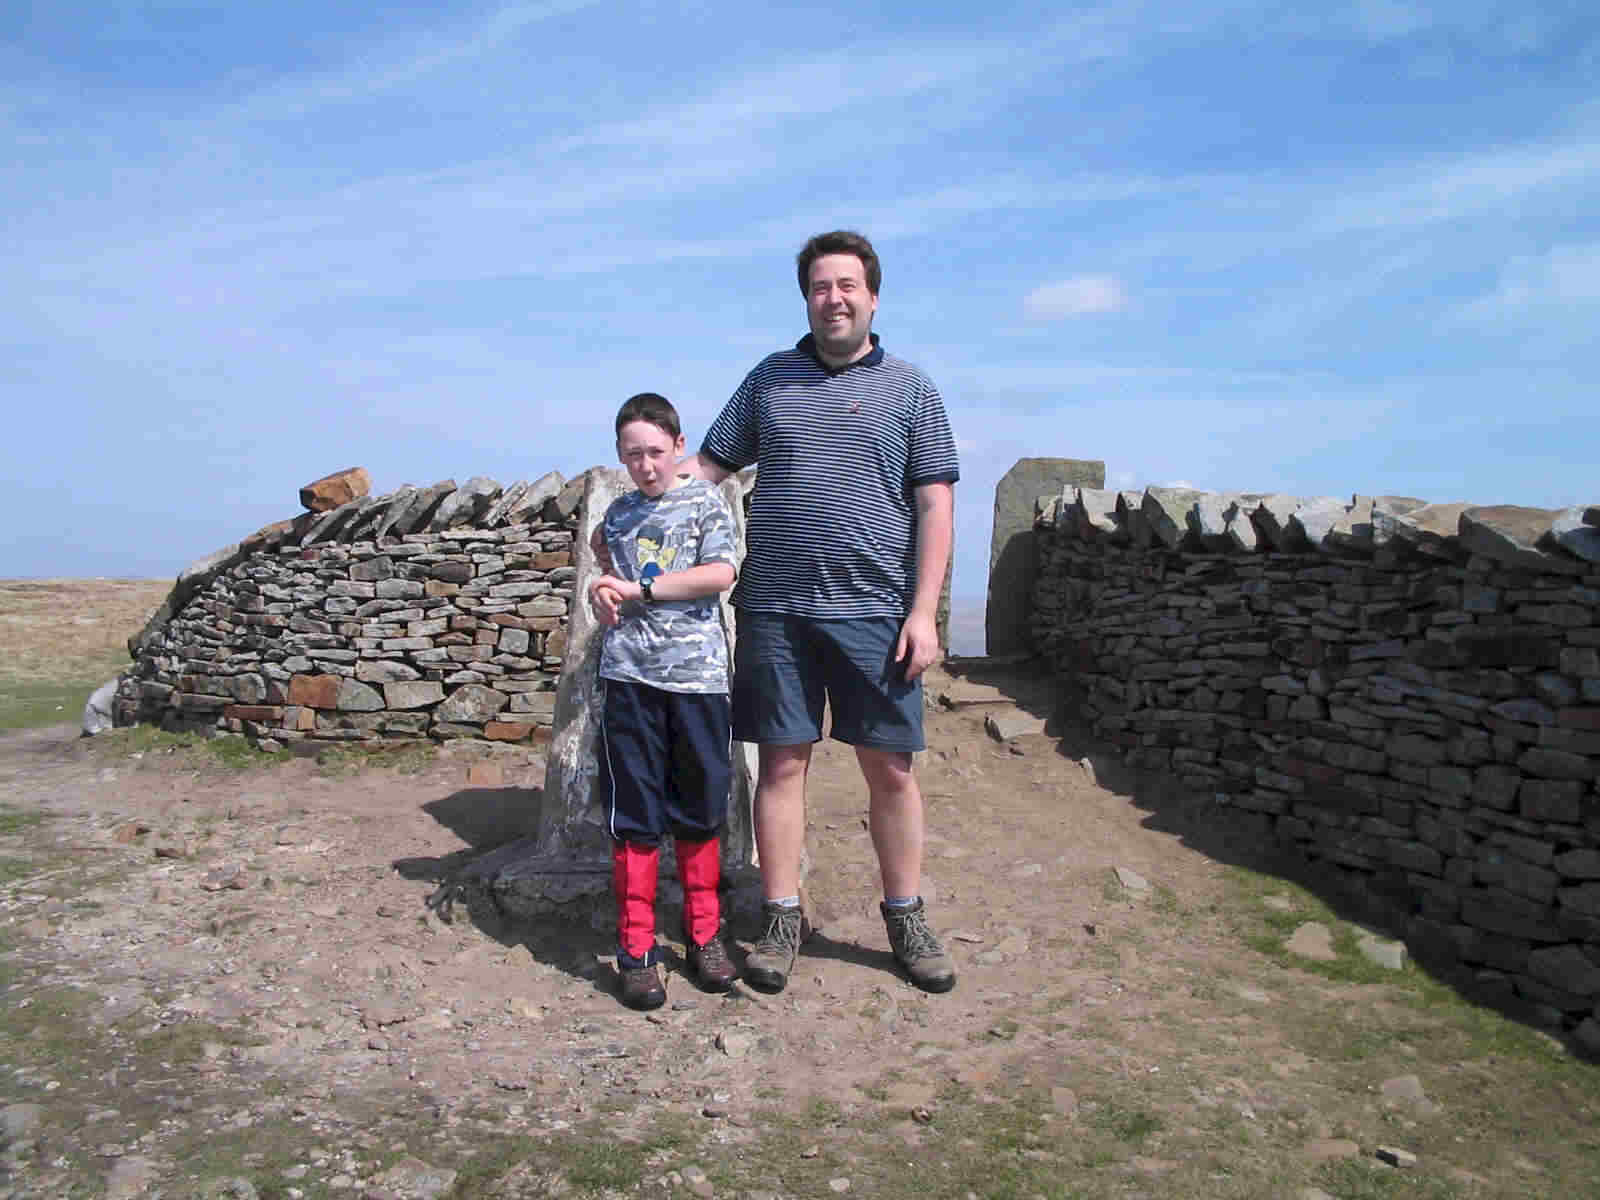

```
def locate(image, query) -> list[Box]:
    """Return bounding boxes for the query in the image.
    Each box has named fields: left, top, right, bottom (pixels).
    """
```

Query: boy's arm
left=592, top=563, right=734, bottom=606
left=677, top=451, right=732, bottom=485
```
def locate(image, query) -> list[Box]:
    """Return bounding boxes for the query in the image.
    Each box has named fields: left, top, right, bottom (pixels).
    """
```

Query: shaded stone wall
left=1030, top=487, right=1600, bottom=1037
left=117, top=472, right=578, bottom=747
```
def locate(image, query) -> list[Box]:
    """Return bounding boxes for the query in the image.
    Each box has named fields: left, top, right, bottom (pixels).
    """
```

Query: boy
left=587, top=392, right=740, bottom=1010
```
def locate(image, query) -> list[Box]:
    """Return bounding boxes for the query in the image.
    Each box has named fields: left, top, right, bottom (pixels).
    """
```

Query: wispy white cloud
left=1023, top=276, right=1128, bottom=319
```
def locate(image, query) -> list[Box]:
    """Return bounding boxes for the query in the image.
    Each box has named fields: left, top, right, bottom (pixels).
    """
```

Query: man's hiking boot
left=618, top=961, right=666, bottom=1011
left=685, top=931, right=737, bottom=992
left=743, top=901, right=803, bottom=994
left=881, top=898, right=956, bottom=993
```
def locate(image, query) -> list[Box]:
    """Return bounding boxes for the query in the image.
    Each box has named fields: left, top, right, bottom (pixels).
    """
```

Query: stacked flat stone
left=1032, top=488, right=1600, bottom=1038
left=117, top=472, right=578, bottom=747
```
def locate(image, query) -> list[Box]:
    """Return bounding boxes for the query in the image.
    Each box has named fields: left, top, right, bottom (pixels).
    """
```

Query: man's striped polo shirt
left=700, top=334, right=960, bottom=620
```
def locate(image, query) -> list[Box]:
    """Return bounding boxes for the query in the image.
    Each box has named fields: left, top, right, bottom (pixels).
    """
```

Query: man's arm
left=677, top=451, right=733, bottom=485
left=895, top=481, right=954, bottom=681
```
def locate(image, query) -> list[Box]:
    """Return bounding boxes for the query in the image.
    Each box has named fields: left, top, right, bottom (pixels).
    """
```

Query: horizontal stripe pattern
left=701, top=338, right=959, bottom=619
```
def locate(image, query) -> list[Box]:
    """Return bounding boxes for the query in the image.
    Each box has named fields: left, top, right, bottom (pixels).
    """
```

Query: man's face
left=805, top=253, right=877, bottom=366
left=617, top=419, right=685, bottom=498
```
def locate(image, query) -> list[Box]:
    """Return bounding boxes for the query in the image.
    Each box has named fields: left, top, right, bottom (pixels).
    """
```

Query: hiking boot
left=881, top=898, right=956, bottom=993
left=685, top=931, right=737, bottom=993
left=618, top=961, right=666, bottom=1011
left=744, top=901, right=803, bottom=994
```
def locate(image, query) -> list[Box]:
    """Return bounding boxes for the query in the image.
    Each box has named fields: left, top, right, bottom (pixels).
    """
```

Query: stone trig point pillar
left=458, top=467, right=758, bottom=925
left=986, top=458, right=1105, bottom=656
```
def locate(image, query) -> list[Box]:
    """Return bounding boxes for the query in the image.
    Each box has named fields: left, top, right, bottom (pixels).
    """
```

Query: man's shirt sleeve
left=907, top=377, right=960, bottom=487
left=700, top=371, right=761, bottom=473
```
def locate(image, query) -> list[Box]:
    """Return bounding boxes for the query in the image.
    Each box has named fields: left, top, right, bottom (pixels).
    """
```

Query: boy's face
left=617, top=419, right=686, bottom=498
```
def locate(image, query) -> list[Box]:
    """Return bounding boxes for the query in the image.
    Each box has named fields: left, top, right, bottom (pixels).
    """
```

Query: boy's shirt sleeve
left=602, top=496, right=634, bottom=580
left=695, top=488, right=739, bottom=572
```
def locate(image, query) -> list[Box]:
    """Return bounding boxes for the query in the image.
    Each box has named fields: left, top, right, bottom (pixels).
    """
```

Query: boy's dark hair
left=796, top=230, right=881, bottom=296
left=615, top=392, right=681, bottom=441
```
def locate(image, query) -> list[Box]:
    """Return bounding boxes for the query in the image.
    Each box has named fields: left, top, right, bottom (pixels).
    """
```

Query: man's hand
left=894, top=610, right=940, bottom=681
left=588, top=575, right=636, bottom=626
left=589, top=525, right=615, bottom=574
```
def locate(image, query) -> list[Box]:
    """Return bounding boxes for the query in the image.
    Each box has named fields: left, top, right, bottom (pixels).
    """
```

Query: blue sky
left=5, top=1, right=1598, bottom=650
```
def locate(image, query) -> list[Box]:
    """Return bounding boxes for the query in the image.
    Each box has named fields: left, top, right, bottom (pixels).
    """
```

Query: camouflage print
left=598, top=480, right=736, bottom=695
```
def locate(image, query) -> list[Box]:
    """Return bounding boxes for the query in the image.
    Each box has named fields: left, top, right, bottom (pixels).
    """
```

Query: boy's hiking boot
left=618, top=960, right=666, bottom=1011
left=881, top=898, right=956, bottom=993
left=685, top=932, right=737, bottom=992
left=743, top=901, right=803, bottom=993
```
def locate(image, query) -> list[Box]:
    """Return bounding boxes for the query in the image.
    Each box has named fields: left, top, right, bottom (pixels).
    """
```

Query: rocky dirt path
left=3, top=667, right=1600, bottom=1198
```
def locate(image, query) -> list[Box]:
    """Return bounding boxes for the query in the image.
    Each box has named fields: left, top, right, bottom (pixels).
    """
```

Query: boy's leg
left=663, top=691, right=736, bottom=991
left=598, top=680, right=669, bottom=1009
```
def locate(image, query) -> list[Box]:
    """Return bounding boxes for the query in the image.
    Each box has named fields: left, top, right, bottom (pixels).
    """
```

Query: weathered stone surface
left=1069, top=487, right=1121, bottom=536
left=287, top=675, right=341, bottom=709
left=1459, top=505, right=1585, bottom=576
left=82, top=678, right=118, bottom=736
left=370, top=485, right=419, bottom=540
left=1528, top=945, right=1600, bottom=997
left=429, top=476, right=501, bottom=531
left=1548, top=506, right=1600, bottom=564
left=1377, top=500, right=1470, bottom=558
left=988, top=458, right=1105, bottom=654
left=335, top=679, right=384, bottom=712
left=985, top=710, right=1048, bottom=741
left=1250, top=494, right=1304, bottom=551
left=1290, top=497, right=1350, bottom=552
left=300, top=466, right=371, bottom=513
left=1141, top=487, right=1202, bottom=550
left=383, top=681, right=445, bottom=710
left=356, top=660, right=422, bottom=684
left=389, top=480, right=457, bottom=536
left=434, top=684, right=508, bottom=723
left=1286, top=922, right=1337, bottom=961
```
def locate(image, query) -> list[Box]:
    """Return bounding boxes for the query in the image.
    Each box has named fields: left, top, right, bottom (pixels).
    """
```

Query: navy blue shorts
left=598, top=679, right=731, bottom=845
left=731, top=612, right=924, bottom=753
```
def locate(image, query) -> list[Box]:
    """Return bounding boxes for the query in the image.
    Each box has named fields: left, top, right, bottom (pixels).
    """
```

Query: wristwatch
left=639, top=575, right=655, bottom=603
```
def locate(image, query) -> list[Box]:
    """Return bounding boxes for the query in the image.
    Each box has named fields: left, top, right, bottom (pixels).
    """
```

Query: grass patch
left=94, top=725, right=286, bottom=771
left=0, top=804, right=47, bottom=834
left=0, top=678, right=111, bottom=731
left=0, top=855, right=37, bottom=884
left=315, top=740, right=437, bottom=777
left=1084, top=1097, right=1163, bottom=1145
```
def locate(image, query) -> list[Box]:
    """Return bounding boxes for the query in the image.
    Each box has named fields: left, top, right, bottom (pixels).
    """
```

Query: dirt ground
left=3, top=588, right=1600, bottom=1198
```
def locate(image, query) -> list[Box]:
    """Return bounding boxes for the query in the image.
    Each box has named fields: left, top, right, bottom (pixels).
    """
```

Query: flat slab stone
left=1460, top=505, right=1585, bottom=575
left=1289, top=497, right=1348, bottom=552
left=300, top=466, right=371, bottom=513
left=1548, top=506, right=1600, bottom=564
left=1285, top=921, right=1337, bottom=961
left=1141, top=487, right=1202, bottom=550
left=988, top=458, right=1105, bottom=654
left=1069, top=487, right=1121, bottom=537
left=1376, top=500, right=1469, bottom=558
left=985, top=709, right=1048, bottom=741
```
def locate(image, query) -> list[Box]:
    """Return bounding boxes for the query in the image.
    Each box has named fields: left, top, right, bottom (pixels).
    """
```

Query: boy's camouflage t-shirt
left=597, top=479, right=737, bottom=694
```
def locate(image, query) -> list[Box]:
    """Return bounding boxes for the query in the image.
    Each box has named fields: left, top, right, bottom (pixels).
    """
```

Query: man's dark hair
left=796, top=230, right=881, bottom=296
left=614, top=392, right=681, bottom=441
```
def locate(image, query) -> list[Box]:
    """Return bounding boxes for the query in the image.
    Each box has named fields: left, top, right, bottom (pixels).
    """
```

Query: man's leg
left=855, top=747, right=922, bottom=900
left=754, top=743, right=812, bottom=900
left=744, top=742, right=812, bottom=993
left=857, top=745, right=955, bottom=993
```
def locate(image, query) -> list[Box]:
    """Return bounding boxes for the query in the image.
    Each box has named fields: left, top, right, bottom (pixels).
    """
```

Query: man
left=685, top=230, right=959, bottom=994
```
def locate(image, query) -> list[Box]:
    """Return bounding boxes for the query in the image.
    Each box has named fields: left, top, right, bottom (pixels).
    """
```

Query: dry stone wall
left=117, top=471, right=580, bottom=747
left=1030, top=485, right=1600, bottom=1037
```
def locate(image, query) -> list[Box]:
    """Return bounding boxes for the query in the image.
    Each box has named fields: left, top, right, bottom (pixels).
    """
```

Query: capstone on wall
left=117, top=470, right=583, bottom=747
left=1029, top=484, right=1600, bottom=1038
